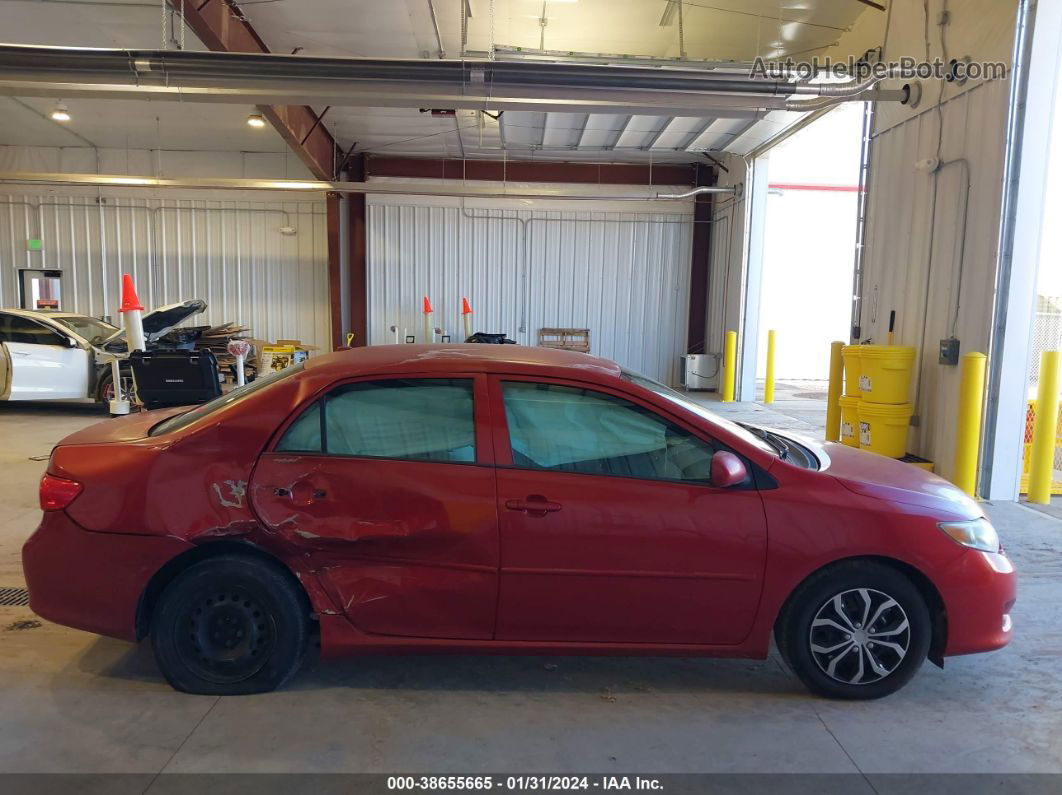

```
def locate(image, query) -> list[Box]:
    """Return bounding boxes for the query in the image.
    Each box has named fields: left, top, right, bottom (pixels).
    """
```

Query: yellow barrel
left=841, top=345, right=862, bottom=396
left=857, top=401, right=913, bottom=458
left=858, top=345, right=916, bottom=404
left=838, top=394, right=861, bottom=448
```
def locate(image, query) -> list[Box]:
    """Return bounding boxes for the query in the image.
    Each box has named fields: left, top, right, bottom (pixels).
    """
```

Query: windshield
left=620, top=369, right=775, bottom=457
left=149, top=363, right=305, bottom=436
left=51, top=315, right=119, bottom=346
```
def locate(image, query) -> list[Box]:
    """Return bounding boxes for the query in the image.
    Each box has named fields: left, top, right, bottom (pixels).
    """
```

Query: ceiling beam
left=365, top=157, right=697, bottom=186
left=642, top=117, right=676, bottom=150
left=167, top=0, right=340, bottom=180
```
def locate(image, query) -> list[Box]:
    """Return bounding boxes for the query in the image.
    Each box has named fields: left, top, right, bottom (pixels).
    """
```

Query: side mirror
left=66, top=336, right=79, bottom=348
left=710, top=450, right=748, bottom=488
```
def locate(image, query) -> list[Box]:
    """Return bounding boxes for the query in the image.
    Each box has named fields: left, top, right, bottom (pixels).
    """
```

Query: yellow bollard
left=1028, top=350, right=1061, bottom=504
left=722, top=330, right=737, bottom=402
left=764, top=330, right=777, bottom=404
left=953, top=352, right=987, bottom=497
left=825, top=341, right=845, bottom=442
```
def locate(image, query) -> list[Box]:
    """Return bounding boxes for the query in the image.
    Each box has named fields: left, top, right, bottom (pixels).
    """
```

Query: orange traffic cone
left=461, top=297, right=473, bottom=340
left=119, top=274, right=144, bottom=313
left=422, top=296, right=433, bottom=343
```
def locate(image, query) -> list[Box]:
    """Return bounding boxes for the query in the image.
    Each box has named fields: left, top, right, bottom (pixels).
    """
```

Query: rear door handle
left=273, top=483, right=327, bottom=504
left=505, top=495, right=562, bottom=515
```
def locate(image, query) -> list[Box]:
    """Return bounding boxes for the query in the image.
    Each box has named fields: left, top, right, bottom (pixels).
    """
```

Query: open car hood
left=100, top=299, right=207, bottom=347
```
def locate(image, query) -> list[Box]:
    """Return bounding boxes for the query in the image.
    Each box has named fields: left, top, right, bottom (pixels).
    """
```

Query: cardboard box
left=258, top=343, right=310, bottom=373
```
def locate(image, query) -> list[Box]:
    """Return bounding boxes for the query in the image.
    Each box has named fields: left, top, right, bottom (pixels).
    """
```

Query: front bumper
left=22, top=511, right=191, bottom=641
left=940, top=547, right=1016, bottom=657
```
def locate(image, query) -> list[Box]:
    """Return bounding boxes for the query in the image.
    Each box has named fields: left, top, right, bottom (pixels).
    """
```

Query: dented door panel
left=250, top=455, right=498, bottom=639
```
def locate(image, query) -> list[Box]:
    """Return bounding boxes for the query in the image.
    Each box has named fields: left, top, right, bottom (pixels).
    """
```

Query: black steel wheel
left=151, top=555, right=309, bottom=695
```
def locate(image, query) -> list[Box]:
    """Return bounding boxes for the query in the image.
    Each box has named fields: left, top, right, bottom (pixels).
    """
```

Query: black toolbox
left=130, top=350, right=222, bottom=409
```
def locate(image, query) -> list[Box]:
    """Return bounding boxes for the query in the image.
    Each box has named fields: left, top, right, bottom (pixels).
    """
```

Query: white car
left=0, top=301, right=206, bottom=404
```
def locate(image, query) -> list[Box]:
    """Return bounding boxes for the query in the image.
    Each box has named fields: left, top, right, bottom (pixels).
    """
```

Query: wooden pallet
left=538, top=327, right=591, bottom=353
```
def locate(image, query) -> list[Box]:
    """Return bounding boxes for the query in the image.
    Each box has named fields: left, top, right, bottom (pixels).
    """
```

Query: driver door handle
left=505, top=495, right=562, bottom=515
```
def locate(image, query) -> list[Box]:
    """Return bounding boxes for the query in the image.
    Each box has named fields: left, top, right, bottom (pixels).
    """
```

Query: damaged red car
left=22, top=345, right=1015, bottom=698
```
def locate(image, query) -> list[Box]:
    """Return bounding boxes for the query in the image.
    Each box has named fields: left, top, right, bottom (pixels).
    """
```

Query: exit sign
left=26, top=239, right=43, bottom=252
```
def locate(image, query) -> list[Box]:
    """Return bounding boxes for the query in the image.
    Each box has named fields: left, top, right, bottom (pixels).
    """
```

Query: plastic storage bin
left=858, top=345, right=916, bottom=404
left=838, top=394, right=861, bottom=448
left=841, top=345, right=862, bottom=396
left=857, top=401, right=914, bottom=458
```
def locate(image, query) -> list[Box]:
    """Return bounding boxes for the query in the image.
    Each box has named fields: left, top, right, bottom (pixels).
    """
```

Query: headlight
left=938, top=517, right=1000, bottom=553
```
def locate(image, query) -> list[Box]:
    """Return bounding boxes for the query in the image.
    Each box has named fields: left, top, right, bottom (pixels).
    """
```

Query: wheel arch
left=134, top=539, right=313, bottom=640
left=773, top=555, right=948, bottom=668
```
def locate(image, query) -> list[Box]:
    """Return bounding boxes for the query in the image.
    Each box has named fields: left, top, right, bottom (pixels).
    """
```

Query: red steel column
left=687, top=164, right=715, bottom=354
left=348, top=154, right=368, bottom=347
left=326, top=192, right=342, bottom=350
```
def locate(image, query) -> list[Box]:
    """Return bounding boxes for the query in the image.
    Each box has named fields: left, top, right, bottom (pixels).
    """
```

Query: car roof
left=0, top=308, right=88, bottom=320
left=304, top=344, right=623, bottom=382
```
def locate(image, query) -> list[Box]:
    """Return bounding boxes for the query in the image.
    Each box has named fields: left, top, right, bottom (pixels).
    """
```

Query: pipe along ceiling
left=0, top=171, right=738, bottom=200
left=0, top=45, right=913, bottom=116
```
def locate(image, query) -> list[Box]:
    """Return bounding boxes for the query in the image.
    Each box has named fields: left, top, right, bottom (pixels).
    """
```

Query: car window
left=502, top=381, right=715, bottom=482
left=0, top=315, right=68, bottom=346
left=149, top=363, right=305, bottom=436
left=275, top=401, right=322, bottom=453
left=51, top=315, right=118, bottom=345
left=276, top=378, right=476, bottom=463
left=621, top=368, right=776, bottom=458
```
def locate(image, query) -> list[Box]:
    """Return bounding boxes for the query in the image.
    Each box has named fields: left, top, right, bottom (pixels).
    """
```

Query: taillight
left=40, top=474, right=82, bottom=512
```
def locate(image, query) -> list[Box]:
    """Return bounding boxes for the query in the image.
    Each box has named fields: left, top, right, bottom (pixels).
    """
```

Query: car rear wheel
left=96, top=372, right=114, bottom=406
left=776, top=560, right=931, bottom=700
left=151, top=555, right=310, bottom=695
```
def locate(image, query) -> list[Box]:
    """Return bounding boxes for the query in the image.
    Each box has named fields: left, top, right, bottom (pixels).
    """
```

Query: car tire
left=776, top=560, right=931, bottom=700
left=96, top=372, right=113, bottom=408
left=151, top=555, right=310, bottom=695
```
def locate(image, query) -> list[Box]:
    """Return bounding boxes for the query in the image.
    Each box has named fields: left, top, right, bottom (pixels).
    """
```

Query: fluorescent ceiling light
left=265, top=181, right=331, bottom=190
left=246, top=113, right=266, bottom=128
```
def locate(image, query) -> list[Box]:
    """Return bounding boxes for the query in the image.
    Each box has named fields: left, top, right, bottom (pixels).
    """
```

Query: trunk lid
left=55, top=407, right=187, bottom=446
left=100, top=299, right=207, bottom=348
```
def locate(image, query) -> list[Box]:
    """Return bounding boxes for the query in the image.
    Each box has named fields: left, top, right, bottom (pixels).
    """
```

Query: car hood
left=100, top=299, right=207, bottom=347
left=762, top=428, right=980, bottom=519
left=817, top=439, right=980, bottom=519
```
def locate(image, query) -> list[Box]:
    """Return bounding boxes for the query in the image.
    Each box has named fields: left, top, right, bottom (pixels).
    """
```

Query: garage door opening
left=753, top=104, right=867, bottom=425
left=18, top=269, right=63, bottom=311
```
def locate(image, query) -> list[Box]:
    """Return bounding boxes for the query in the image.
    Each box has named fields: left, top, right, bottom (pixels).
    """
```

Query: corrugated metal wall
left=0, top=193, right=330, bottom=349
left=367, top=198, right=693, bottom=384
left=860, top=76, right=1011, bottom=475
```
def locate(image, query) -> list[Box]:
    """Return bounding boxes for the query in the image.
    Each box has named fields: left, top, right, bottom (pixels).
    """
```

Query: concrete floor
left=1, top=399, right=1061, bottom=780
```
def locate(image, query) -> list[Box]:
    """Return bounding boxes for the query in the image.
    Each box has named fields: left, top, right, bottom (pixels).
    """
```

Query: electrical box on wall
left=939, top=337, right=961, bottom=365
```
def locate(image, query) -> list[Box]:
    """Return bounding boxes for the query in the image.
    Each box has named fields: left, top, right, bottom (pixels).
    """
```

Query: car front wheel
left=151, top=555, right=310, bottom=695
left=776, top=560, right=932, bottom=700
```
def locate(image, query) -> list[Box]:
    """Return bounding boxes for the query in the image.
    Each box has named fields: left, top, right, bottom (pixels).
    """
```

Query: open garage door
left=366, top=195, right=693, bottom=385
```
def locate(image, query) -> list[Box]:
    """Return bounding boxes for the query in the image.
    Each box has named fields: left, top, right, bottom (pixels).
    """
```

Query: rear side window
left=502, top=381, right=715, bottom=482
left=149, top=363, right=304, bottom=436
left=276, top=378, right=476, bottom=463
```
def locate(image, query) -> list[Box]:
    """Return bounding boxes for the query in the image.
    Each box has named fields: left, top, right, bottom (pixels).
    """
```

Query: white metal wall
left=0, top=193, right=330, bottom=349
left=367, top=196, right=693, bottom=384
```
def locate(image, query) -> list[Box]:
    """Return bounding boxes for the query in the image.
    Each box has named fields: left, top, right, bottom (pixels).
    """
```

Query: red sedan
left=22, top=345, right=1015, bottom=698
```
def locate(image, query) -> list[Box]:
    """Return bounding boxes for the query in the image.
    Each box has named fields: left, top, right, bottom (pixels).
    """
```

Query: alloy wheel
left=808, top=587, right=911, bottom=685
